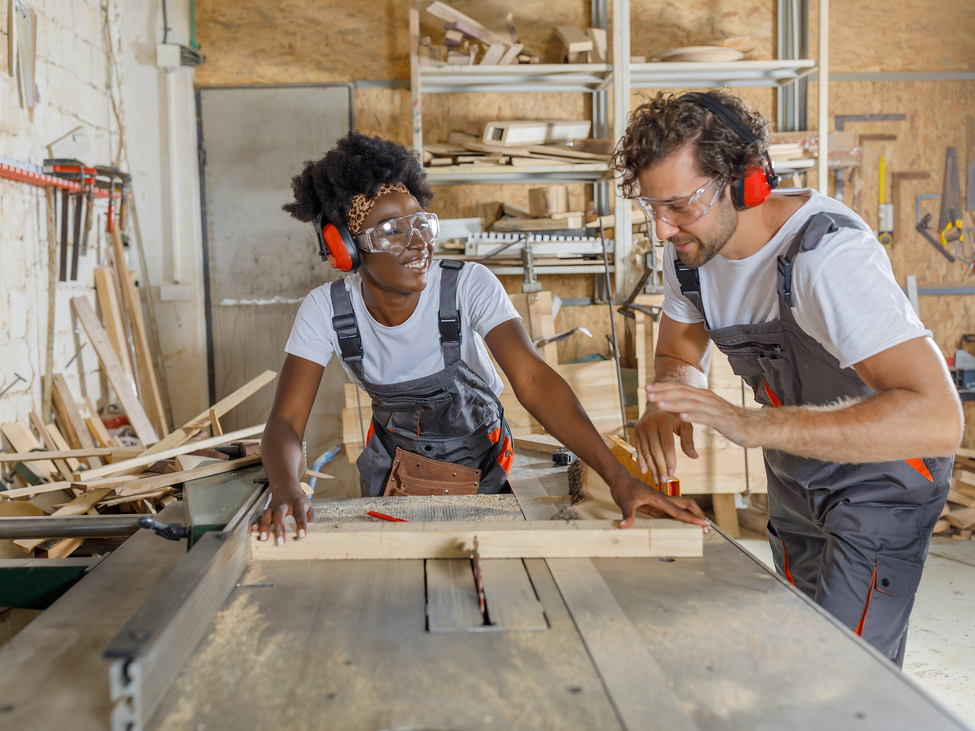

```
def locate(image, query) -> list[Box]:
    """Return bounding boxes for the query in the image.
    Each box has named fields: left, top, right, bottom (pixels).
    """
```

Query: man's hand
left=610, top=471, right=709, bottom=530
left=633, top=396, right=699, bottom=486
left=646, top=382, right=762, bottom=448
left=252, top=483, right=314, bottom=546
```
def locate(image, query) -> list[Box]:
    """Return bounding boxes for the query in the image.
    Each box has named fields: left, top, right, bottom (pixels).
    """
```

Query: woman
left=256, top=132, right=707, bottom=544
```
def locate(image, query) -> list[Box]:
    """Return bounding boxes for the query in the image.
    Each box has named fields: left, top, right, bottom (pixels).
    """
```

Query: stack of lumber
left=420, top=2, right=535, bottom=66
left=932, top=448, right=975, bottom=541
left=423, top=131, right=611, bottom=171
left=0, top=371, right=278, bottom=558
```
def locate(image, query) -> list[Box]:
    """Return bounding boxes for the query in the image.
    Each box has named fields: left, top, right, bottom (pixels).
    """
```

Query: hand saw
left=939, top=147, right=964, bottom=248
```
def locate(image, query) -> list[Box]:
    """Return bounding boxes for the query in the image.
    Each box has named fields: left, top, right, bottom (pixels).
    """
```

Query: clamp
left=137, top=516, right=188, bottom=541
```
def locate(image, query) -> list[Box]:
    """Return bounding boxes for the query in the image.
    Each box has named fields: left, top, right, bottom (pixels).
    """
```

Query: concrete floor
left=737, top=529, right=975, bottom=729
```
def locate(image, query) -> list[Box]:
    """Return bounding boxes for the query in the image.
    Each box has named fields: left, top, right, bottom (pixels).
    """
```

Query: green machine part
left=0, top=558, right=102, bottom=610
left=183, top=464, right=267, bottom=547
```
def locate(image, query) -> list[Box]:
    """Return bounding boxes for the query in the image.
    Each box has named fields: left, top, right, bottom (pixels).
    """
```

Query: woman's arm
left=485, top=319, right=708, bottom=529
left=256, top=354, right=325, bottom=544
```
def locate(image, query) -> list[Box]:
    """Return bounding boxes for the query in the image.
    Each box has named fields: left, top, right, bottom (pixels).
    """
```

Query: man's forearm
left=752, top=388, right=961, bottom=462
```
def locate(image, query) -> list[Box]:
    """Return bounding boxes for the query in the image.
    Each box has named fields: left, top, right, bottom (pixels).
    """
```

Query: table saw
left=0, top=449, right=968, bottom=731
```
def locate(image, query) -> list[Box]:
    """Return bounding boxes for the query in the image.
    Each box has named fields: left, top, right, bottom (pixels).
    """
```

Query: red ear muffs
left=731, top=155, right=778, bottom=210
left=681, top=92, right=780, bottom=210
left=315, top=207, right=360, bottom=272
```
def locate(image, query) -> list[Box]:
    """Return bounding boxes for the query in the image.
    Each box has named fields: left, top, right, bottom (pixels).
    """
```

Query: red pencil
left=367, top=510, right=409, bottom=522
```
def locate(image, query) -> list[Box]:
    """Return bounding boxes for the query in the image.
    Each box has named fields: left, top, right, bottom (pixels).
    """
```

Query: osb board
left=356, top=88, right=412, bottom=146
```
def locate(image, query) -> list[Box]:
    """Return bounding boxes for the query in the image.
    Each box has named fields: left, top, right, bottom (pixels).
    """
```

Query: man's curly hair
left=612, top=90, right=770, bottom=199
left=283, top=131, right=434, bottom=228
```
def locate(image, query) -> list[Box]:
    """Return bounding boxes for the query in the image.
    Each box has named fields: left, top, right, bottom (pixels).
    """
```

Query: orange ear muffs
left=681, top=92, right=780, bottom=211
left=315, top=207, right=360, bottom=272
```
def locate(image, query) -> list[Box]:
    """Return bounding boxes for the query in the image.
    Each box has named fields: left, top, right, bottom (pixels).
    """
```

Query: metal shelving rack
left=408, top=0, right=824, bottom=292
left=614, top=0, right=823, bottom=297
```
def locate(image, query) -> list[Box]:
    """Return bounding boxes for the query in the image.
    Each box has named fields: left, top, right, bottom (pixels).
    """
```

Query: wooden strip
left=29, top=414, right=78, bottom=476
left=98, top=488, right=176, bottom=507
left=70, top=296, right=159, bottom=445
left=51, top=374, right=102, bottom=468
left=110, top=230, right=168, bottom=438
left=0, top=481, right=72, bottom=500
left=507, top=451, right=563, bottom=520
left=425, top=558, right=484, bottom=633
left=251, top=519, right=703, bottom=561
left=481, top=558, right=547, bottom=631
left=1, top=421, right=57, bottom=479
left=13, top=488, right=113, bottom=552
left=93, top=265, right=135, bottom=381
left=547, top=558, right=699, bottom=731
left=74, top=423, right=265, bottom=482
left=181, top=370, right=277, bottom=431
left=82, top=397, right=114, bottom=449
left=106, top=453, right=262, bottom=497
left=512, top=433, right=564, bottom=454
left=45, top=538, right=84, bottom=559
left=0, top=446, right=133, bottom=463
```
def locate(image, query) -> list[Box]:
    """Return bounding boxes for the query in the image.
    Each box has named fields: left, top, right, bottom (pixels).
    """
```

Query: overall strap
left=329, top=278, right=365, bottom=381
left=438, top=260, right=465, bottom=367
left=674, top=258, right=711, bottom=330
left=777, top=212, right=860, bottom=322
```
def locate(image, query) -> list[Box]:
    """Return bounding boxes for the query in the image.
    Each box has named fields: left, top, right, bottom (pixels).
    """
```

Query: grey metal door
left=197, top=84, right=353, bottom=458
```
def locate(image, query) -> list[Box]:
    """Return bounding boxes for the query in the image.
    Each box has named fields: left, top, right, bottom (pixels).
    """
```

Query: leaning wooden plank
left=29, top=413, right=74, bottom=477
left=83, top=453, right=262, bottom=497
left=13, top=488, right=113, bottom=552
left=1, top=422, right=57, bottom=480
left=74, top=424, right=265, bottom=482
left=82, top=397, right=115, bottom=449
left=180, top=370, right=278, bottom=431
left=93, top=265, right=135, bottom=381
left=547, top=558, right=699, bottom=731
left=251, top=519, right=703, bottom=561
left=51, top=375, right=100, bottom=469
left=70, top=296, right=159, bottom=445
left=110, top=230, right=168, bottom=438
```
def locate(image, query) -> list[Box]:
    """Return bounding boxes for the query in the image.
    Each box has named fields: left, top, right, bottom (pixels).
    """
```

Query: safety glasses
left=355, top=212, right=440, bottom=255
left=635, top=177, right=726, bottom=228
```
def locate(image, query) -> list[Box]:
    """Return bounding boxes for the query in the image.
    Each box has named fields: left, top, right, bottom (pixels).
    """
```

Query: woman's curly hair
left=612, top=90, right=770, bottom=199
left=283, top=131, right=434, bottom=229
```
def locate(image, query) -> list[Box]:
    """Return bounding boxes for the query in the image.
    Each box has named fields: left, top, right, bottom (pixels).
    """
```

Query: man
left=615, top=90, right=963, bottom=665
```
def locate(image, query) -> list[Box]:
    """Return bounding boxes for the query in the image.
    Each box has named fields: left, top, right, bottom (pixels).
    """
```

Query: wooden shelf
left=629, top=59, right=817, bottom=89
left=419, top=63, right=613, bottom=94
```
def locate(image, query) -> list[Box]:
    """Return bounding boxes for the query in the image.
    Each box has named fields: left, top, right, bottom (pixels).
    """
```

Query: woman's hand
left=609, top=471, right=709, bottom=531
left=253, top=483, right=315, bottom=545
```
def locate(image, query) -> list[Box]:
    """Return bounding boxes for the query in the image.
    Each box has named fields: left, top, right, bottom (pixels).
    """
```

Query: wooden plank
left=424, top=1, right=509, bottom=46
left=555, top=25, right=594, bottom=53
left=711, top=494, right=741, bottom=538
left=44, top=423, right=86, bottom=470
left=547, top=558, right=699, bottom=731
left=0, top=481, right=72, bottom=500
left=425, top=558, right=484, bottom=633
left=251, top=519, right=703, bottom=561
left=180, top=370, right=277, bottom=431
left=93, top=266, right=135, bottom=381
left=507, top=451, right=563, bottom=520
left=1, top=421, right=56, bottom=480
left=82, top=397, right=114, bottom=449
left=74, top=423, right=265, bottom=482
left=512, top=433, right=563, bottom=454
left=75, top=453, right=262, bottom=497
left=29, top=414, right=78, bottom=476
left=51, top=374, right=103, bottom=468
left=481, top=558, right=547, bottom=631
left=12, top=488, right=112, bottom=552
left=70, top=296, right=159, bottom=445
left=109, top=230, right=168, bottom=438
left=0, top=446, right=130, bottom=464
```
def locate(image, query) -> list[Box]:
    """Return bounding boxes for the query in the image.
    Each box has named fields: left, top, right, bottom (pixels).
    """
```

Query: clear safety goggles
left=634, top=177, right=725, bottom=228
left=355, top=211, right=440, bottom=254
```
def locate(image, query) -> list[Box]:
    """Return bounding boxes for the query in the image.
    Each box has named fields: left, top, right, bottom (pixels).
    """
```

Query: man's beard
left=672, top=198, right=738, bottom=268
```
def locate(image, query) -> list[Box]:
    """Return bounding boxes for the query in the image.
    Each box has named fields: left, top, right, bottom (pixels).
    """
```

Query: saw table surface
left=143, top=452, right=966, bottom=731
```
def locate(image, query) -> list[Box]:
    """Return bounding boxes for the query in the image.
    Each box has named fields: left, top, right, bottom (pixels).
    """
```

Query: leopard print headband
left=346, top=183, right=412, bottom=234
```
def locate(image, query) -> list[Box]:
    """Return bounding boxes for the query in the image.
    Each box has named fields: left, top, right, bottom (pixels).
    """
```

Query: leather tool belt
left=382, top=447, right=481, bottom=497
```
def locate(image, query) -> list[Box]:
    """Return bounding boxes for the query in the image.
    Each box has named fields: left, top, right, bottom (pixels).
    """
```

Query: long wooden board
left=52, top=374, right=103, bottom=467
left=110, top=230, right=168, bottom=438
left=251, top=519, right=703, bottom=561
left=69, top=296, right=159, bottom=445
left=74, top=423, right=264, bottom=482
left=93, top=265, right=134, bottom=381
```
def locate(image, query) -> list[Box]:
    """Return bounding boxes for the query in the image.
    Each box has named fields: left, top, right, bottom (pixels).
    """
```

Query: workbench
left=0, top=450, right=968, bottom=731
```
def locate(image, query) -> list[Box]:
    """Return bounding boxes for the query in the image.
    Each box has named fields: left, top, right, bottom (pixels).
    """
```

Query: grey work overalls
left=675, top=212, right=952, bottom=666
left=330, top=260, right=514, bottom=497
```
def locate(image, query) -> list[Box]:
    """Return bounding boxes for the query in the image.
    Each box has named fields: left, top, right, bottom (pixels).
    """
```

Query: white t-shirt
left=663, top=189, right=931, bottom=369
left=285, top=262, right=520, bottom=394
